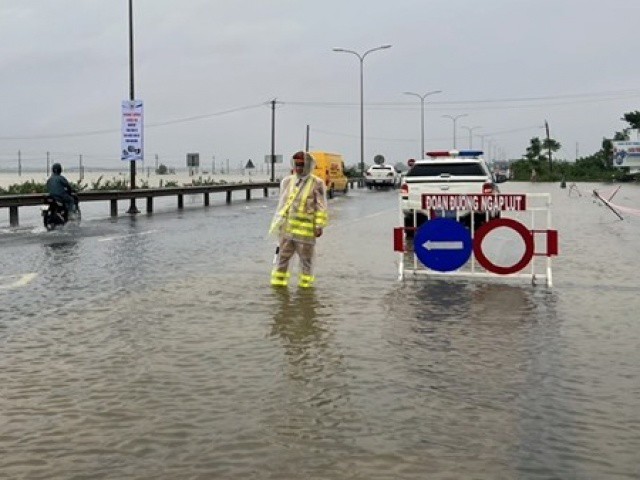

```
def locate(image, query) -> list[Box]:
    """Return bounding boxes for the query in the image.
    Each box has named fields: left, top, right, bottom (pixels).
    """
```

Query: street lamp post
left=460, top=125, right=482, bottom=149
left=403, top=90, right=442, bottom=159
left=333, top=44, right=391, bottom=181
left=486, top=138, right=494, bottom=162
left=442, top=114, right=468, bottom=149
left=126, top=0, right=139, bottom=214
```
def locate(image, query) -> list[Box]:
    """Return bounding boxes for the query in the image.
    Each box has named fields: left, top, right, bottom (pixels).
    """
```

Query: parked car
left=400, top=150, right=506, bottom=233
left=365, top=165, right=400, bottom=189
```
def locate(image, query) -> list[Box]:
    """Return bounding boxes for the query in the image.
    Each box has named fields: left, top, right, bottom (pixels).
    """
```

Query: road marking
left=423, top=240, right=464, bottom=250
left=97, top=230, right=158, bottom=242
left=329, top=208, right=395, bottom=228
left=0, top=273, right=38, bottom=290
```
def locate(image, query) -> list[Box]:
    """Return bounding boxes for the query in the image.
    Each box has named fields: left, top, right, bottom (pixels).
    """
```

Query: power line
left=285, top=88, right=640, bottom=107
left=0, top=103, right=265, bottom=140
left=312, top=124, right=543, bottom=143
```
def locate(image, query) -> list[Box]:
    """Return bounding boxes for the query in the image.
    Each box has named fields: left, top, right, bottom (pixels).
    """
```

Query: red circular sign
left=473, top=218, right=534, bottom=275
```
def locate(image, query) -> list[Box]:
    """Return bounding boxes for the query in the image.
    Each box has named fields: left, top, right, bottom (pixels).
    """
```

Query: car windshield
left=406, top=162, right=486, bottom=177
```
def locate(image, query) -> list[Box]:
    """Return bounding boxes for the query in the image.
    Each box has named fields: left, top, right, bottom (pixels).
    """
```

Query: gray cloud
left=2, top=0, right=639, bottom=170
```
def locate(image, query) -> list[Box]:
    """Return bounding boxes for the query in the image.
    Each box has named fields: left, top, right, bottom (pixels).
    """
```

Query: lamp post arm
left=333, top=44, right=391, bottom=180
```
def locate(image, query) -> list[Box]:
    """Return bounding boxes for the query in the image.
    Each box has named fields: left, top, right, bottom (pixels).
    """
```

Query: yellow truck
left=309, top=151, right=349, bottom=198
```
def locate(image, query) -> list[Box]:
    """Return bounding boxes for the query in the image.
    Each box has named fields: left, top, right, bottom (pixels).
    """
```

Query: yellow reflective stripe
left=277, top=178, right=304, bottom=217
left=271, top=270, right=290, bottom=279
left=291, top=212, right=314, bottom=220
left=286, top=218, right=315, bottom=236
left=314, top=212, right=328, bottom=227
left=288, top=224, right=314, bottom=232
left=271, top=270, right=290, bottom=286
left=288, top=219, right=314, bottom=228
left=297, top=177, right=314, bottom=214
left=298, top=274, right=315, bottom=287
left=289, top=229, right=315, bottom=237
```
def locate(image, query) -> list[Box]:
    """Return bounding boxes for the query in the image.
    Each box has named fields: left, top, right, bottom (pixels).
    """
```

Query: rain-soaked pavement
left=1, top=183, right=639, bottom=479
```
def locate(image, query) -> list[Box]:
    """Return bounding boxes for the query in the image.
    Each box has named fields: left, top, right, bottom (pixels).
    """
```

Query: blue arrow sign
left=414, top=218, right=473, bottom=272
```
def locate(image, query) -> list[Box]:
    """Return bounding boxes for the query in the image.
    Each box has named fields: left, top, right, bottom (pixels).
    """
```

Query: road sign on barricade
left=394, top=193, right=559, bottom=287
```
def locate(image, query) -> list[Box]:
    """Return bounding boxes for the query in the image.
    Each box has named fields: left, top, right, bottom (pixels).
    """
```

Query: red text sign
left=421, top=194, right=527, bottom=212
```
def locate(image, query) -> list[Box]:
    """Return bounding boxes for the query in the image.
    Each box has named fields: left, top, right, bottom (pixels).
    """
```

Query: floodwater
left=0, top=182, right=639, bottom=479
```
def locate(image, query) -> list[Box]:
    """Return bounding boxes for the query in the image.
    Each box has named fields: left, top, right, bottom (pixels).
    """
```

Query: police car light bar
left=459, top=150, right=484, bottom=157
left=425, top=150, right=451, bottom=157
left=425, top=150, right=483, bottom=158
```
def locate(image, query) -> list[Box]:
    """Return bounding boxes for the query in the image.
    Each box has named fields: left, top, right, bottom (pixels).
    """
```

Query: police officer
left=269, top=151, right=328, bottom=288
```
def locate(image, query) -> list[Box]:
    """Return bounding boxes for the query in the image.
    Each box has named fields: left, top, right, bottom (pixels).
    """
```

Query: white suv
left=365, top=165, right=399, bottom=189
left=400, top=150, right=506, bottom=232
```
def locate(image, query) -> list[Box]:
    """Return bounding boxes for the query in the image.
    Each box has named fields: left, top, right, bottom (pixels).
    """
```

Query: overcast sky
left=2, top=0, right=640, bottom=171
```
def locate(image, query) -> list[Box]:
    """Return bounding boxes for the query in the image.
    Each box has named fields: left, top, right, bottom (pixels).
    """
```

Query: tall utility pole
left=126, top=0, right=139, bottom=213
left=270, top=99, right=277, bottom=182
left=305, top=124, right=310, bottom=152
left=404, top=90, right=442, bottom=159
left=545, top=120, right=552, bottom=173
left=46, top=151, right=50, bottom=176
left=333, top=44, right=392, bottom=181
left=18, top=150, right=21, bottom=176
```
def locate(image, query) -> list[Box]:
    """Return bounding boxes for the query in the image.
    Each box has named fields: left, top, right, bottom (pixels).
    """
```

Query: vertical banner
left=121, top=100, right=144, bottom=161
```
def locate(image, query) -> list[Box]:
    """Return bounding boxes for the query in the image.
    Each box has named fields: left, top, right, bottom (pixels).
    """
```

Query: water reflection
left=269, top=288, right=330, bottom=379
left=266, top=288, right=354, bottom=460
left=41, top=239, right=81, bottom=287
left=383, top=279, right=567, bottom=476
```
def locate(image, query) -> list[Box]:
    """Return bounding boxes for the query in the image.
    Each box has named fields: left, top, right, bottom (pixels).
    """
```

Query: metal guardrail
left=0, top=177, right=364, bottom=227
left=0, top=182, right=279, bottom=227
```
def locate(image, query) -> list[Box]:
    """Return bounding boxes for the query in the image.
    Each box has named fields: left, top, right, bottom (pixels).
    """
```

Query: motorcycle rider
left=269, top=151, right=328, bottom=288
left=46, top=163, right=77, bottom=218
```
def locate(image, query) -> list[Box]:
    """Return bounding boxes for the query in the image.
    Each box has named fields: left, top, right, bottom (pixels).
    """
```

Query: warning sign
left=421, top=194, right=527, bottom=212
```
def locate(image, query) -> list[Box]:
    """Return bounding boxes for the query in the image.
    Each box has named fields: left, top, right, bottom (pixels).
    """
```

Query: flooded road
left=1, top=183, right=639, bottom=479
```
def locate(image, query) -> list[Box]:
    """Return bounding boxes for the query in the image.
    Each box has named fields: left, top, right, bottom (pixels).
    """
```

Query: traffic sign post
left=395, top=193, right=559, bottom=286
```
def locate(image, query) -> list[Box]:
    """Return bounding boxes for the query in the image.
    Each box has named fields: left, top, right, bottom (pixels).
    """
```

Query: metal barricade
left=394, top=193, right=558, bottom=287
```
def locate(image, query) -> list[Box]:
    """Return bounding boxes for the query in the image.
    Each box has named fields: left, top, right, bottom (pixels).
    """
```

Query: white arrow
left=423, top=240, right=464, bottom=250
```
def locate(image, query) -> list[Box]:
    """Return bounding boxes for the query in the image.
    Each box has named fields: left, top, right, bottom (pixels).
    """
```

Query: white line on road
left=0, top=273, right=38, bottom=290
left=328, top=208, right=396, bottom=229
left=97, top=230, right=158, bottom=242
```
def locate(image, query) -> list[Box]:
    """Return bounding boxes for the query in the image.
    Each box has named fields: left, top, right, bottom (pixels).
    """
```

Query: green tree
left=542, top=137, right=561, bottom=174
left=622, top=111, right=640, bottom=130
left=524, top=137, right=543, bottom=162
left=542, top=137, right=561, bottom=154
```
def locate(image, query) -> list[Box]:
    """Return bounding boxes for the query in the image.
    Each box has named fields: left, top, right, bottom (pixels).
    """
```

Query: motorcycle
left=42, top=193, right=81, bottom=230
